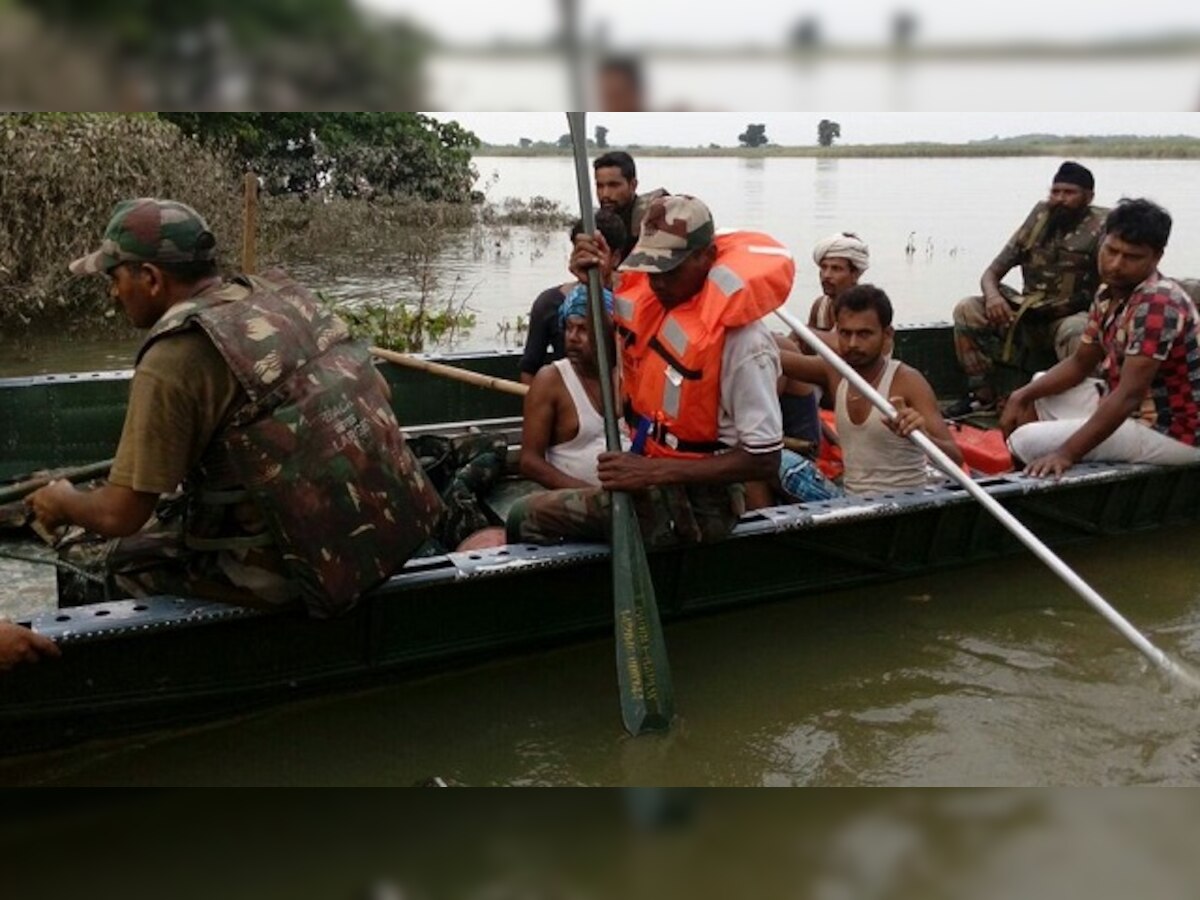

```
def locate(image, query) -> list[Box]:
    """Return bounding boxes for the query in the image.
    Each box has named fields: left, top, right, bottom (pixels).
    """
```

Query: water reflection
left=5, top=790, right=1200, bottom=898
left=5, top=525, right=1200, bottom=787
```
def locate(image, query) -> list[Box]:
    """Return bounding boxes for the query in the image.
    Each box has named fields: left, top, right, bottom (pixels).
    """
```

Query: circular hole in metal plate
left=95, top=609, right=111, bottom=617
left=133, top=604, right=148, bottom=612
left=55, top=615, right=71, bottom=622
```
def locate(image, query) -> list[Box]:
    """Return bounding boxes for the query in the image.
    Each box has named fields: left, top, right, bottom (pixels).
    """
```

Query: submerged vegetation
left=0, top=113, right=571, bottom=344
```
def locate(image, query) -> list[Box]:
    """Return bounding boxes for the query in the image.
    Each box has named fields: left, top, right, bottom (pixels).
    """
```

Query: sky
left=361, top=0, right=1200, bottom=47
left=437, top=112, right=1200, bottom=148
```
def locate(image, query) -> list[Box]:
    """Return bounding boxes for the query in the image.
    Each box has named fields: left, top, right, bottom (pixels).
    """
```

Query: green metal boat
left=3, top=324, right=1199, bottom=756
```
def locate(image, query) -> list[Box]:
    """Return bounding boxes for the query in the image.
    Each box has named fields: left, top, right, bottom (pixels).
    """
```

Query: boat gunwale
left=16, top=458, right=1189, bottom=646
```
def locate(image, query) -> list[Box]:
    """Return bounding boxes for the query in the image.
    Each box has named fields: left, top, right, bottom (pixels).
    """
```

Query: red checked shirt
left=1081, top=272, right=1200, bottom=444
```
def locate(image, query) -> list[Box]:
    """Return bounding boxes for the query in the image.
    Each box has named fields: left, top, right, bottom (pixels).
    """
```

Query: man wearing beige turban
left=777, top=232, right=871, bottom=457
left=808, top=232, right=870, bottom=330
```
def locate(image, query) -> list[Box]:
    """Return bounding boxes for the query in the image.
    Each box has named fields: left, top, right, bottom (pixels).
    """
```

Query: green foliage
left=333, top=298, right=476, bottom=354
left=818, top=119, right=841, bottom=147
left=162, top=113, right=480, bottom=202
left=595, top=125, right=609, bottom=149
left=738, top=123, right=769, bottom=148
left=313, top=210, right=478, bottom=353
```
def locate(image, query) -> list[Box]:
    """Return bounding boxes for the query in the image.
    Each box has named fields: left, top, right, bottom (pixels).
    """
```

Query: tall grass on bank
left=0, top=114, right=571, bottom=340
left=0, top=115, right=245, bottom=334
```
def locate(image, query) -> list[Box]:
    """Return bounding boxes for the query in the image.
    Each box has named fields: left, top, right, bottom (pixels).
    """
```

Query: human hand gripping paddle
left=776, top=307, right=1200, bottom=692
left=566, top=112, right=675, bottom=734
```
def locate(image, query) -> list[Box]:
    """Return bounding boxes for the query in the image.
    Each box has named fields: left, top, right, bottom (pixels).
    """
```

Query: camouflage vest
left=1015, top=201, right=1108, bottom=322
left=140, top=270, right=443, bottom=617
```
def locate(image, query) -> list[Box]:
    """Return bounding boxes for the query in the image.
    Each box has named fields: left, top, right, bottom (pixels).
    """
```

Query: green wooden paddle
left=566, top=112, right=675, bottom=735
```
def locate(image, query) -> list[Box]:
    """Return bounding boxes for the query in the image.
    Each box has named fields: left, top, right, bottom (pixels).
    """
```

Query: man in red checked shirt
left=1001, top=198, right=1200, bottom=477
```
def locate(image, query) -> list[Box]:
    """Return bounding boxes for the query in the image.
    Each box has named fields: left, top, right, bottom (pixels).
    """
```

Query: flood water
left=4, top=525, right=1200, bottom=786
left=4, top=152, right=1200, bottom=785
left=3, top=153, right=1200, bottom=376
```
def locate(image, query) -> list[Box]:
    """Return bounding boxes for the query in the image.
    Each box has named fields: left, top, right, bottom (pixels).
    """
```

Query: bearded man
left=948, top=161, right=1108, bottom=416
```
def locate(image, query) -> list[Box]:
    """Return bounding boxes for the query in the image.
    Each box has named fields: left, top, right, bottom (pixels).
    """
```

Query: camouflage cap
left=619, top=195, right=715, bottom=274
left=69, top=198, right=217, bottom=276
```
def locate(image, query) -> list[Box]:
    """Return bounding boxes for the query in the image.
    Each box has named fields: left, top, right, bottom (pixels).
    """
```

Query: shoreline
left=477, top=139, right=1200, bottom=160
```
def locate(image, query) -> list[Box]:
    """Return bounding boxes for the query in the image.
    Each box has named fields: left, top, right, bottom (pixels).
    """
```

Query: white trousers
left=1008, top=377, right=1200, bottom=466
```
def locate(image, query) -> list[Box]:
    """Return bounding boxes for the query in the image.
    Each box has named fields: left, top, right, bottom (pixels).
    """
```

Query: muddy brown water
left=2, top=525, right=1200, bottom=786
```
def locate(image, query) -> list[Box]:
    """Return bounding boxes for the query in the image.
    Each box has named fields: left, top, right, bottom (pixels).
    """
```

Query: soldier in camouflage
left=948, top=161, right=1108, bottom=416
left=25, top=198, right=442, bottom=617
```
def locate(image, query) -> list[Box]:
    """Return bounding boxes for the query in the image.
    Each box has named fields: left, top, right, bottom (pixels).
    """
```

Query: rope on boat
left=0, top=547, right=107, bottom=585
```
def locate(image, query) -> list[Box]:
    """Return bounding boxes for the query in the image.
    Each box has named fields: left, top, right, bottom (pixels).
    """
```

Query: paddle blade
left=611, top=491, right=675, bottom=734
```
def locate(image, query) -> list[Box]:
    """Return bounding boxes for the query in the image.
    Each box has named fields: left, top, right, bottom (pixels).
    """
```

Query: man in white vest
left=520, top=289, right=615, bottom=488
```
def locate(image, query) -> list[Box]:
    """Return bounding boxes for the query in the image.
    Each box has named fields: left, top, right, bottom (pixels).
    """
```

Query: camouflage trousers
left=952, top=288, right=1087, bottom=390
left=54, top=507, right=292, bottom=609
left=506, top=482, right=744, bottom=551
left=409, top=432, right=509, bottom=552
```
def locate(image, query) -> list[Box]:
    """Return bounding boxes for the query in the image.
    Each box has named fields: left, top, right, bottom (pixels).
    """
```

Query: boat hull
left=3, top=458, right=1198, bottom=756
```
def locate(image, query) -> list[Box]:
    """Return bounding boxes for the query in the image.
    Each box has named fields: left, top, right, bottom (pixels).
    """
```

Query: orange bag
left=815, top=409, right=844, bottom=481
left=950, top=423, right=1013, bottom=474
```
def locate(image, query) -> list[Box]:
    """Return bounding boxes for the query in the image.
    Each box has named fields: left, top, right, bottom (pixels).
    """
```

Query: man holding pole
left=506, top=195, right=792, bottom=548
left=779, top=284, right=963, bottom=494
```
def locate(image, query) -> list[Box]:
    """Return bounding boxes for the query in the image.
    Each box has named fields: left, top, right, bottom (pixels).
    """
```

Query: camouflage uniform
left=409, top=432, right=510, bottom=552
left=63, top=198, right=443, bottom=616
left=506, top=482, right=744, bottom=550
left=953, top=201, right=1108, bottom=390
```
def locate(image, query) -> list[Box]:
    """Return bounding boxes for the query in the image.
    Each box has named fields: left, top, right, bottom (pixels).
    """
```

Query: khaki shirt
left=109, top=329, right=245, bottom=495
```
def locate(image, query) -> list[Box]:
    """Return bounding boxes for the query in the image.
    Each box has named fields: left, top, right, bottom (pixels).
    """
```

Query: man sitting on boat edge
left=949, top=161, right=1108, bottom=417
left=1002, top=198, right=1200, bottom=477
left=506, top=195, right=789, bottom=548
left=24, top=198, right=443, bottom=617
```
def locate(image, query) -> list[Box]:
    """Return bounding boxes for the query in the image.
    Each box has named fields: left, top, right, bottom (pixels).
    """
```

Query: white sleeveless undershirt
left=836, top=358, right=932, bottom=494
left=545, top=359, right=607, bottom=486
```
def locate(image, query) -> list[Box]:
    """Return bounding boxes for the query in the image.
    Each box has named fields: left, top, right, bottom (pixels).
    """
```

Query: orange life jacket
left=613, top=231, right=795, bottom=458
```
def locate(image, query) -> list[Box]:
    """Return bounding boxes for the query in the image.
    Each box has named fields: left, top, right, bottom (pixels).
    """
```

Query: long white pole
left=776, top=306, right=1200, bottom=691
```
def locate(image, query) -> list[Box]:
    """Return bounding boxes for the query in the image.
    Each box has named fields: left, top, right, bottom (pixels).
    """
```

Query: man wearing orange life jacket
left=505, top=195, right=792, bottom=548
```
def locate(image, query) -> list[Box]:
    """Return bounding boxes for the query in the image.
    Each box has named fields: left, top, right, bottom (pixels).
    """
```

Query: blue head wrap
left=559, top=283, right=613, bottom=328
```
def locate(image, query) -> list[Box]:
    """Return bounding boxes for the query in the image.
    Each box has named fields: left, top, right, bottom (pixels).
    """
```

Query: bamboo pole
left=369, top=346, right=529, bottom=397
left=0, top=459, right=114, bottom=506
left=241, top=173, right=259, bottom=275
